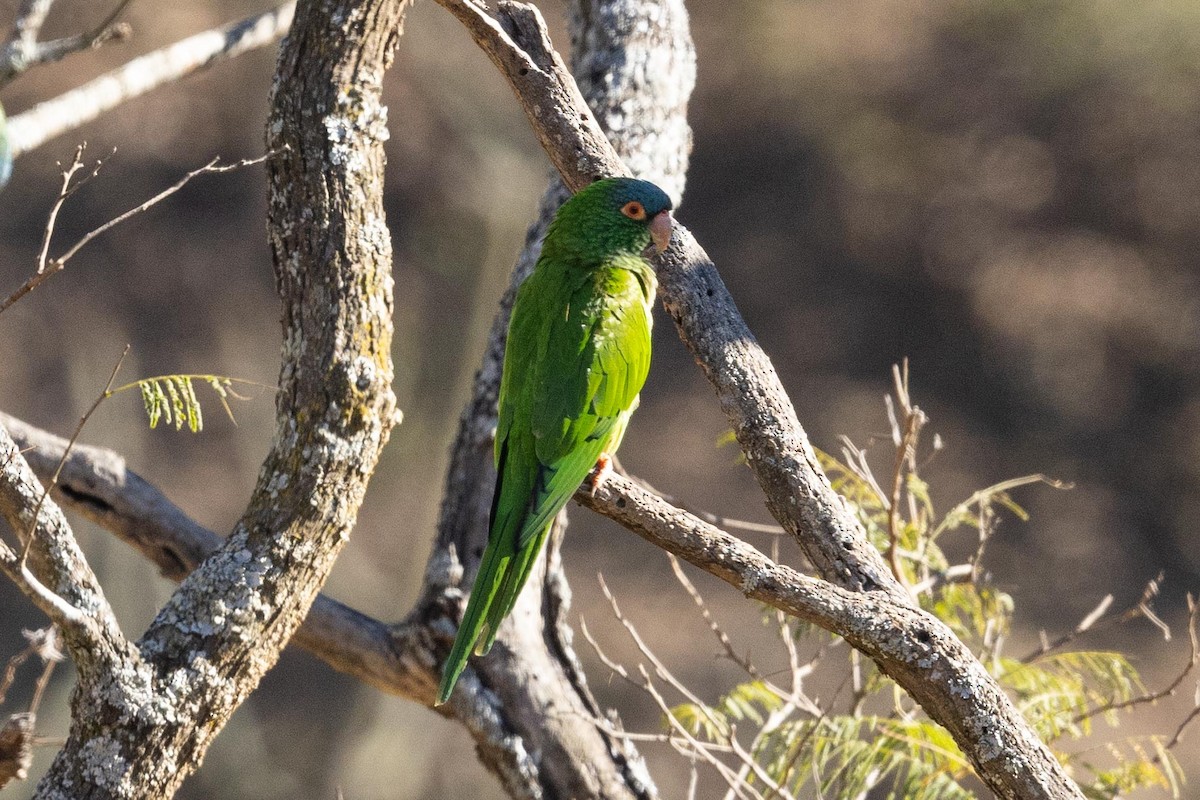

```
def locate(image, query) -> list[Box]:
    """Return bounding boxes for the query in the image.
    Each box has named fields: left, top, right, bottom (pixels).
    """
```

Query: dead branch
left=6, top=3, right=294, bottom=158
left=0, top=0, right=133, bottom=86
left=2, top=148, right=272, bottom=314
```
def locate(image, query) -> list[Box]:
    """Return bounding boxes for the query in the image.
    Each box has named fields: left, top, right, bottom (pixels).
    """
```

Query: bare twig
left=6, top=3, right=295, bottom=157
left=1023, top=594, right=1114, bottom=663
left=908, top=563, right=974, bottom=596
left=0, top=144, right=105, bottom=313
left=0, top=0, right=134, bottom=86
left=885, top=364, right=926, bottom=586
left=59, top=152, right=275, bottom=266
left=597, top=574, right=801, bottom=800
left=2, top=150, right=273, bottom=314
left=23, top=628, right=61, bottom=716
left=667, top=554, right=759, bottom=678
left=1022, top=574, right=1167, bottom=663
left=19, top=345, right=128, bottom=566
left=1162, top=698, right=1200, bottom=752
left=580, top=617, right=758, bottom=800
left=1073, top=594, right=1199, bottom=724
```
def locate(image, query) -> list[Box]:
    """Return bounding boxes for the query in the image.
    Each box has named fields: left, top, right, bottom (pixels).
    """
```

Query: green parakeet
left=0, top=101, right=11, bottom=190
left=437, top=177, right=674, bottom=705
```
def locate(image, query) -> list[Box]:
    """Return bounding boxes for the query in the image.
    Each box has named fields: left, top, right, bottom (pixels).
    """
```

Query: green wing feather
left=436, top=253, right=654, bottom=705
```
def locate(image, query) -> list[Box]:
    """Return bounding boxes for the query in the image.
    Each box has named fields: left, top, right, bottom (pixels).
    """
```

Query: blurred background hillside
left=2, top=0, right=1199, bottom=797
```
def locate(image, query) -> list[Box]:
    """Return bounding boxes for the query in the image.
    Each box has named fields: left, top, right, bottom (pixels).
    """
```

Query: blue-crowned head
left=547, top=176, right=674, bottom=259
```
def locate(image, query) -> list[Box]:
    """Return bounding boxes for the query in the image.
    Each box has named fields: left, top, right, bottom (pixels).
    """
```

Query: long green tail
left=436, top=530, right=512, bottom=705
left=437, top=440, right=536, bottom=705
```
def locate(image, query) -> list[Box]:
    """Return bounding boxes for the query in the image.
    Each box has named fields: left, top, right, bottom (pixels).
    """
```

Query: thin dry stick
left=599, top=575, right=795, bottom=800
left=1162, top=700, right=1200, bottom=752
left=1022, top=574, right=1165, bottom=663
left=26, top=648, right=58, bottom=715
left=638, top=666, right=770, bottom=800
left=885, top=363, right=925, bottom=587
left=1024, top=594, right=1114, bottom=663
left=667, top=554, right=759, bottom=678
left=579, top=619, right=755, bottom=799
left=0, top=647, right=32, bottom=706
left=2, top=150, right=273, bottom=314
left=55, top=152, right=275, bottom=265
left=0, top=145, right=105, bottom=314
left=761, top=676, right=851, bottom=800
left=1072, top=595, right=1199, bottom=725
left=0, top=0, right=133, bottom=85
left=18, top=345, right=128, bottom=565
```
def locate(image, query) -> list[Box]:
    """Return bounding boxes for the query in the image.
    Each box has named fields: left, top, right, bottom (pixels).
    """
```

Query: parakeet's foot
left=588, top=453, right=614, bottom=496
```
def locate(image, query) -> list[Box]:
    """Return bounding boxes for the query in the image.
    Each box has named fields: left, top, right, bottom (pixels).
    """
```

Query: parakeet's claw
left=588, top=453, right=614, bottom=496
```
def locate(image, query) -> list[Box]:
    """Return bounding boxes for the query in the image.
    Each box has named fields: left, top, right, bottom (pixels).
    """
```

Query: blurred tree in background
left=1, top=0, right=1199, bottom=797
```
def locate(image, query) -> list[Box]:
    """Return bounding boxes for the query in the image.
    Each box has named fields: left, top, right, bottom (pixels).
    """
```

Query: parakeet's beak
left=650, top=210, right=673, bottom=254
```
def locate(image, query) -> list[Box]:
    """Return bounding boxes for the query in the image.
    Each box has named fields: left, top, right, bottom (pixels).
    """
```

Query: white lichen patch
left=357, top=213, right=391, bottom=257
left=323, top=88, right=390, bottom=175
left=147, top=530, right=278, bottom=650
left=78, top=736, right=132, bottom=797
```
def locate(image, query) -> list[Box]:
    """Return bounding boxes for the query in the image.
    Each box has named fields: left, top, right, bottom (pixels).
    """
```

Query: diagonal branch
left=1, top=409, right=432, bottom=700
left=0, top=424, right=127, bottom=670
left=5, top=3, right=294, bottom=158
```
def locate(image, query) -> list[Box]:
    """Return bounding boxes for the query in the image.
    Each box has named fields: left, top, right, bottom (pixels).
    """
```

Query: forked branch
left=439, top=2, right=1084, bottom=797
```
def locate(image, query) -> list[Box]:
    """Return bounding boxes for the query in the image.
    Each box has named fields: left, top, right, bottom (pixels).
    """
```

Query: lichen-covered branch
left=6, top=3, right=294, bottom=158
left=576, top=475, right=1081, bottom=799
left=25, top=0, right=406, bottom=796
left=0, top=424, right=126, bottom=664
left=1, top=409, right=432, bottom=700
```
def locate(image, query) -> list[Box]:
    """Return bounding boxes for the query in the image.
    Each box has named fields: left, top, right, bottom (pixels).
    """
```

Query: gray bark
left=7, top=0, right=406, bottom=796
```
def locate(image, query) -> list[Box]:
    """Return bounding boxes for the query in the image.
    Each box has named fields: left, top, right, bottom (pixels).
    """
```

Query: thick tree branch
left=0, top=424, right=126, bottom=666
left=6, top=3, right=294, bottom=158
left=29, top=0, right=406, bottom=795
left=438, top=2, right=1083, bottom=798
left=1, top=410, right=433, bottom=701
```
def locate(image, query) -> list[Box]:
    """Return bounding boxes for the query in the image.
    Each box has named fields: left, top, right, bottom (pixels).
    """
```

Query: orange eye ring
left=621, top=201, right=647, bottom=221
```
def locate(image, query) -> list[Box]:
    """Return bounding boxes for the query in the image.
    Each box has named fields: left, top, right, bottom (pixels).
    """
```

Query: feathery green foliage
left=113, top=374, right=251, bottom=433
left=665, top=369, right=1188, bottom=799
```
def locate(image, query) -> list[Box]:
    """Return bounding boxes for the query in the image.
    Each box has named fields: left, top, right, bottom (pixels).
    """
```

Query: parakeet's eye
left=621, top=201, right=647, bottom=221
